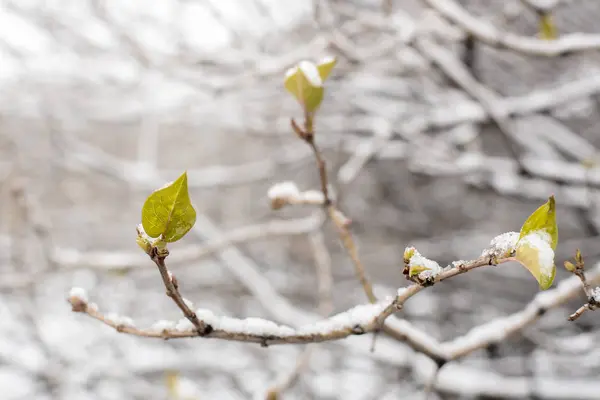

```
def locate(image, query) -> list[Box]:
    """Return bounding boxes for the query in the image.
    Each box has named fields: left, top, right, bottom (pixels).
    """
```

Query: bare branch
left=289, top=115, right=378, bottom=304
left=147, top=247, right=210, bottom=336
left=564, top=250, right=600, bottom=321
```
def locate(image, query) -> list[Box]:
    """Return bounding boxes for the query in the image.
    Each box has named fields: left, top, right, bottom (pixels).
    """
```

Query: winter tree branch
left=424, top=0, right=600, bottom=56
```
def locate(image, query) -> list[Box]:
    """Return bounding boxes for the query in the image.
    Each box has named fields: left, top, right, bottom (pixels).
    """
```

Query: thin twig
left=149, top=248, right=209, bottom=336
left=568, top=303, right=597, bottom=321
left=71, top=255, right=506, bottom=345
left=294, top=117, right=377, bottom=304
left=565, top=250, right=600, bottom=321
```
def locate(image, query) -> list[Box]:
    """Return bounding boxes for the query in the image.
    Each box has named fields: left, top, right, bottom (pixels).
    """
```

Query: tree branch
left=290, top=117, right=377, bottom=304
left=69, top=254, right=509, bottom=346
left=148, top=247, right=210, bottom=336
left=424, top=0, right=600, bottom=56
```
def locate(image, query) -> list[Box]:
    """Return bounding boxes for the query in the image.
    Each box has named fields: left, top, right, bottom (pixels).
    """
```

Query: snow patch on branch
left=268, top=181, right=300, bottom=200
left=150, top=320, right=177, bottom=333
left=268, top=181, right=325, bottom=208
left=481, top=231, right=519, bottom=258
left=105, top=313, right=136, bottom=328
left=591, top=287, right=600, bottom=303
left=163, top=300, right=393, bottom=337
left=69, top=287, right=88, bottom=303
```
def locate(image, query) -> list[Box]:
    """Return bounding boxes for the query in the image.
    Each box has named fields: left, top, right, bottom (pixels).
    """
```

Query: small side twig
left=565, top=250, right=600, bottom=321
left=291, top=116, right=377, bottom=304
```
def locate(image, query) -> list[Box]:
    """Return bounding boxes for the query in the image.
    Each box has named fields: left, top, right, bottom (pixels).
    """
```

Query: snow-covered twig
left=140, top=244, right=210, bottom=336
left=564, top=251, right=600, bottom=321
left=424, top=0, right=600, bottom=56
left=69, top=254, right=509, bottom=346
left=443, top=265, right=600, bottom=359
left=288, top=115, right=378, bottom=304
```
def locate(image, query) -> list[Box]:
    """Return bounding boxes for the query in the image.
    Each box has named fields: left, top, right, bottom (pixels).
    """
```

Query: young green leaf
left=409, top=264, right=432, bottom=277
left=538, top=13, right=557, bottom=40
left=141, top=171, right=196, bottom=243
left=515, top=196, right=559, bottom=290
left=518, top=195, right=558, bottom=250
left=317, top=56, right=337, bottom=81
left=515, top=231, right=556, bottom=290
left=284, top=61, right=324, bottom=113
left=404, top=247, right=442, bottom=278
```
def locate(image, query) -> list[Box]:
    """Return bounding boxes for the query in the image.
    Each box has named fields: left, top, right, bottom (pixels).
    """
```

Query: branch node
left=351, top=324, right=367, bottom=335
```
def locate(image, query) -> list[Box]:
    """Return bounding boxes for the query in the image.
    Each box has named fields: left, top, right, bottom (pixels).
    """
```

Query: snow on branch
left=67, top=238, right=514, bottom=351
left=267, top=181, right=326, bottom=209
left=69, top=289, right=396, bottom=345
left=443, top=264, right=600, bottom=359
left=68, top=243, right=600, bottom=365
left=425, top=0, right=600, bottom=56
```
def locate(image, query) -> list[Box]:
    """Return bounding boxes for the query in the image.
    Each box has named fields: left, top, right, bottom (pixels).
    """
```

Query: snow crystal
left=241, top=318, right=283, bottom=336
left=591, top=287, right=600, bottom=303
left=192, top=308, right=296, bottom=337
left=194, top=308, right=216, bottom=321
left=517, top=231, right=555, bottom=276
left=105, top=313, right=135, bottom=327
left=297, top=301, right=389, bottom=335
left=175, top=318, right=194, bottom=332
left=267, top=181, right=300, bottom=200
left=69, top=287, right=88, bottom=303
left=150, top=320, right=176, bottom=332
left=284, top=66, right=297, bottom=80
left=298, top=60, right=323, bottom=87
left=119, top=317, right=135, bottom=327
left=481, top=231, right=519, bottom=258
left=319, top=55, right=336, bottom=66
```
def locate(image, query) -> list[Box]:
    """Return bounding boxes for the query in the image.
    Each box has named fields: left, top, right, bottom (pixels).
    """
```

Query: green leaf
left=284, top=61, right=324, bottom=113
left=515, top=196, right=558, bottom=290
left=141, top=171, right=196, bottom=243
left=317, top=56, right=337, bottom=81
left=515, top=233, right=556, bottom=290
left=519, top=196, right=558, bottom=250
left=539, top=13, right=557, bottom=40
left=409, top=264, right=431, bottom=277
